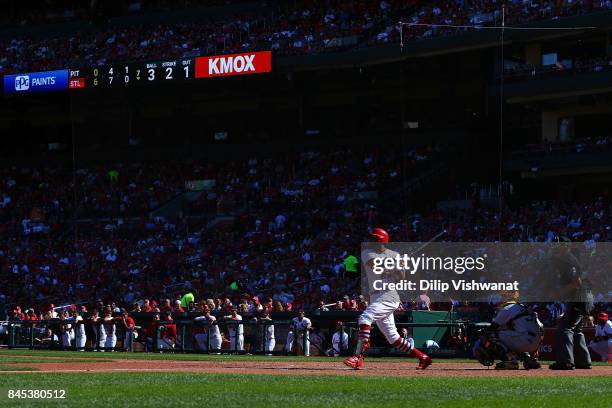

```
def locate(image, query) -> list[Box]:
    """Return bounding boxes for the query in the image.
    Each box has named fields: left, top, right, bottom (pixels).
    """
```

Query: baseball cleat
left=522, top=358, right=541, bottom=370
left=343, top=355, right=364, bottom=370
left=495, top=361, right=519, bottom=370
left=548, top=362, right=574, bottom=370
left=416, top=354, right=432, bottom=370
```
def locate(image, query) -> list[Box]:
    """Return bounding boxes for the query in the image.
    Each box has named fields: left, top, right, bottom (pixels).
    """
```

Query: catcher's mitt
left=475, top=338, right=495, bottom=366
left=474, top=335, right=507, bottom=366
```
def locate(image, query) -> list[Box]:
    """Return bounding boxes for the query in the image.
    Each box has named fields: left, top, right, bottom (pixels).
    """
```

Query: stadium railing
left=150, top=319, right=310, bottom=355
left=6, top=319, right=311, bottom=356
left=6, top=316, right=481, bottom=357
left=341, top=321, right=474, bottom=358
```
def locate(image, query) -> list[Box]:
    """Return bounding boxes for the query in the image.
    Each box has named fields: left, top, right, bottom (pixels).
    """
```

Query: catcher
left=476, top=292, right=543, bottom=370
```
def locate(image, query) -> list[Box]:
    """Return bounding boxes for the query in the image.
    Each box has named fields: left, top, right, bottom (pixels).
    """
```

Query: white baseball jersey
left=263, top=320, right=275, bottom=339
left=291, top=317, right=311, bottom=331
left=362, top=247, right=401, bottom=303
left=227, top=314, right=243, bottom=336
left=208, top=315, right=221, bottom=337
left=332, top=331, right=349, bottom=353
left=75, top=316, right=85, bottom=338
left=595, top=320, right=612, bottom=338
left=590, top=320, right=612, bottom=361
left=97, top=318, right=106, bottom=338
left=63, top=320, right=73, bottom=333
left=493, top=303, right=543, bottom=335
left=195, top=315, right=221, bottom=337
left=103, top=318, right=116, bottom=338
left=493, top=303, right=543, bottom=354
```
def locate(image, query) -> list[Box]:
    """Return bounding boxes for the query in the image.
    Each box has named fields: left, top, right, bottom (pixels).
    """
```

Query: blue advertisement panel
left=3, top=70, right=69, bottom=94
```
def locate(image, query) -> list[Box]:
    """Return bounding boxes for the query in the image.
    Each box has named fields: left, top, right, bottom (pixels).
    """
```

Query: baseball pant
left=195, top=333, right=208, bottom=350
left=265, top=338, right=276, bottom=353
left=75, top=334, right=86, bottom=349
left=145, top=337, right=154, bottom=351
left=229, top=335, right=244, bottom=351
left=98, top=331, right=107, bottom=350
left=209, top=334, right=222, bottom=351
left=105, top=335, right=117, bottom=350
left=497, top=330, right=540, bottom=353
left=589, top=339, right=612, bottom=362
left=195, top=333, right=221, bottom=351
left=555, top=308, right=591, bottom=366
left=358, top=297, right=401, bottom=344
left=124, top=331, right=137, bottom=350
left=285, top=332, right=310, bottom=356
left=61, top=332, right=71, bottom=348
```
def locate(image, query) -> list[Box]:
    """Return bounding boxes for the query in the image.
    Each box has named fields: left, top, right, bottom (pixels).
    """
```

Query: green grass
left=0, top=350, right=608, bottom=407
left=0, top=356, right=111, bottom=365
left=0, top=365, right=37, bottom=372
left=0, top=373, right=608, bottom=407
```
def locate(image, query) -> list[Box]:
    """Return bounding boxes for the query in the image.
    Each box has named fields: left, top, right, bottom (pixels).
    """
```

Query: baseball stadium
left=1, top=1, right=611, bottom=407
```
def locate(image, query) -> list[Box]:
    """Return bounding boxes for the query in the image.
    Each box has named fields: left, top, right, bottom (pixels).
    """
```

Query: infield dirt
left=1, top=358, right=610, bottom=377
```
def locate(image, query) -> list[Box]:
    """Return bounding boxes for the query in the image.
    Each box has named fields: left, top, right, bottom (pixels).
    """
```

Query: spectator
left=414, top=291, right=432, bottom=311
left=194, top=308, right=222, bottom=352
left=145, top=313, right=160, bottom=352
left=285, top=310, right=312, bottom=356
left=589, top=312, right=612, bottom=362
left=331, top=321, right=349, bottom=356
left=173, top=300, right=185, bottom=313
left=102, top=310, right=118, bottom=350
left=225, top=307, right=244, bottom=351
left=159, top=311, right=177, bottom=350
left=121, top=311, right=138, bottom=352
left=73, top=310, right=86, bottom=350
left=260, top=309, right=276, bottom=355
left=343, top=254, right=359, bottom=278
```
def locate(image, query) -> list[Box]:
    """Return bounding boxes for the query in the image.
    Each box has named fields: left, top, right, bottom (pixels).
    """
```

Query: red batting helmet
left=597, top=312, right=609, bottom=322
left=370, top=228, right=389, bottom=243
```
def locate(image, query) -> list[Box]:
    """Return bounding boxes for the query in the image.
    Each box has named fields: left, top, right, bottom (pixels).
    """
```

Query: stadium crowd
left=2, top=0, right=612, bottom=73
left=0, top=146, right=437, bottom=311
left=1, top=0, right=263, bottom=26
left=1, top=145, right=610, bottom=329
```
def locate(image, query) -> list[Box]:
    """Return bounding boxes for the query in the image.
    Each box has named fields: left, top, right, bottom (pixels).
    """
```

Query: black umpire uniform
left=550, top=245, right=594, bottom=370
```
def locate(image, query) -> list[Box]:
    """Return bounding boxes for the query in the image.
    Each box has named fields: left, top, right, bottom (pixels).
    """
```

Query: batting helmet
left=597, top=312, right=609, bottom=322
left=370, top=228, right=389, bottom=243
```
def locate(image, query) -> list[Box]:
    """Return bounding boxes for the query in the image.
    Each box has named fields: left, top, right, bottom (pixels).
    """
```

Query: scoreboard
left=68, top=57, right=194, bottom=89
left=4, top=51, right=272, bottom=95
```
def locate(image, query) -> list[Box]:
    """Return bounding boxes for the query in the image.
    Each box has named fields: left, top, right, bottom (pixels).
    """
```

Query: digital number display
left=76, top=58, right=194, bottom=89
left=11, top=51, right=271, bottom=94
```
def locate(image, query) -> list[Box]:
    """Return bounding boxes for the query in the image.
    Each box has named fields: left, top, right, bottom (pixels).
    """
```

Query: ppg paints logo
left=14, top=75, right=30, bottom=91
left=3, top=70, right=68, bottom=94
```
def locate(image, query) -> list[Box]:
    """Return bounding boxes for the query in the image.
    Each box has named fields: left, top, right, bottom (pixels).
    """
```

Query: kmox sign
left=195, top=51, right=271, bottom=79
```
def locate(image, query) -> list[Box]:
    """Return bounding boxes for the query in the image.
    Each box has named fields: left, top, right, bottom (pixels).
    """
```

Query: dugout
left=5, top=311, right=472, bottom=357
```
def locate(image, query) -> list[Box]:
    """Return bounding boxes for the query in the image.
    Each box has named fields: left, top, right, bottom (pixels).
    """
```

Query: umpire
left=549, top=240, right=594, bottom=370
